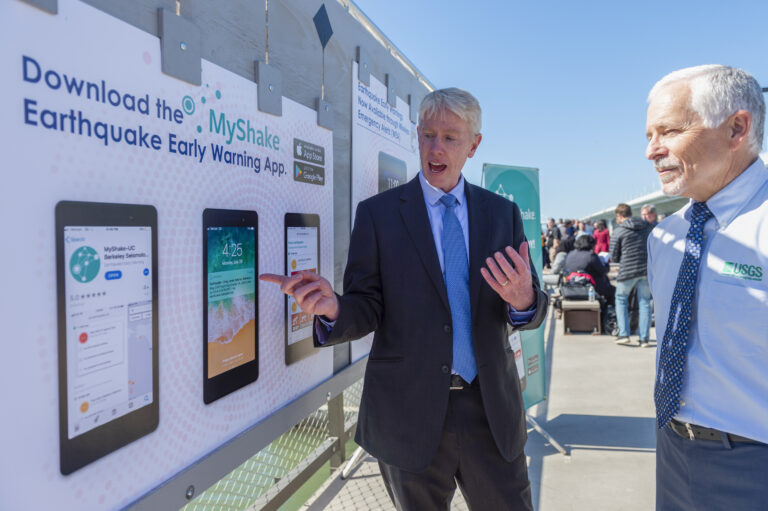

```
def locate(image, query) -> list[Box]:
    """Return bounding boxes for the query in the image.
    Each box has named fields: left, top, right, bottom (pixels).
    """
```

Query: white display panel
left=350, top=60, right=420, bottom=361
left=0, top=1, right=334, bottom=508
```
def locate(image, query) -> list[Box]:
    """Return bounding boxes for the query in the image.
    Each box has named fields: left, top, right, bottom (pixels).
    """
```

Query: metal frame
left=125, top=356, right=367, bottom=510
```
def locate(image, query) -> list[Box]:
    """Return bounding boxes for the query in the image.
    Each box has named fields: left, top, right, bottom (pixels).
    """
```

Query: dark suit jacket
left=314, top=175, right=548, bottom=471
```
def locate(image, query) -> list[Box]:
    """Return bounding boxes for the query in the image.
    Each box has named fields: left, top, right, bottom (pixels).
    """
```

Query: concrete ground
left=302, top=307, right=658, bottom=511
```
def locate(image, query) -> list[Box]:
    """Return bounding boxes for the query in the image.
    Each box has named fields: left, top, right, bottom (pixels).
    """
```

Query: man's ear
left=727, top=110, right=751, bottom=150
left=468, top=133, right=482, bottom=158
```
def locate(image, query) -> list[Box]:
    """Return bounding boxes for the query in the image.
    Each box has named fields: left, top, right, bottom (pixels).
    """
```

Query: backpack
left=560, top=272, right=595, bottom=301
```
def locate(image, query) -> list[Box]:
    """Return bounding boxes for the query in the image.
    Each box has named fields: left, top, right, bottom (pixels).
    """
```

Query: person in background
left=564, top=220, right=575, bottom=237
left=544, top=217, right=561, bottom=266
left=550, top=235, right=575, bottom=275
left=541, top=230, right=550, bottom=269
left=610, top=203, right=652, bottom=347
left=641, top=204, right=659, bottom=226
left=593, top=219, right=610, bottom=255
left=557, top=218, right=567, bottom=239
left=575, top=221, right=589, bottom=237
left=564, top=234, right=614, bottom=308
left=646, top=64, right=768, bottom=511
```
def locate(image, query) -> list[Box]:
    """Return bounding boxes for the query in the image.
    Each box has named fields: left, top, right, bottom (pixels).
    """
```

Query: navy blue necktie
left=439, top=194, right=477, bottom=382
left=654, top=201, right=713, bottom=428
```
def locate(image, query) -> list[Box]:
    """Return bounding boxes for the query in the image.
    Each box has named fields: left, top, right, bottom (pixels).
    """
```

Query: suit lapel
left=400, top=176, right=450, bottom=311
left=466, top=181, right=490, bottom=323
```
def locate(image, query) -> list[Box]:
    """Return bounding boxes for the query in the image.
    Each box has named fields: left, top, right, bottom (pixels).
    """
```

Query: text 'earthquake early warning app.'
left=206, top=226, right=256, bottom=378
left=286, top=226, right=318, bottom=345
left=63, top=226, right=153, bottom=439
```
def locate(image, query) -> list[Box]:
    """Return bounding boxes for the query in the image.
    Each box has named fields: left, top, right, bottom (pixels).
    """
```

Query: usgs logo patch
left=720, top=261, right=764, bottom=282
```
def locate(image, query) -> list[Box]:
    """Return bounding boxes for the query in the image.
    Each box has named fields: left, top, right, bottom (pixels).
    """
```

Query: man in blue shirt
left=646, top=65, right=768, bottom=511
left=262, top=88, right=547, bottom=509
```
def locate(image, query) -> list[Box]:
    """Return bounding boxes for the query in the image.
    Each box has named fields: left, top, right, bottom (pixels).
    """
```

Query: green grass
left=278, top=437, right=360, bottom=511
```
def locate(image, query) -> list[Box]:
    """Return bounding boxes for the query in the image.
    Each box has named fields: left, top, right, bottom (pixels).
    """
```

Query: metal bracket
left=317, top=98, right=334, bottom=130
left=408, top=94, right=418, bottom=124
left=386, top=74, right=397, bottom=107
left=158, top=8, right=201, bottom=85
left=20, top=0, right=57, bottom=14
left=255, top=61, right=283, bottom=116
left=356, top=46, right=370, bottom=86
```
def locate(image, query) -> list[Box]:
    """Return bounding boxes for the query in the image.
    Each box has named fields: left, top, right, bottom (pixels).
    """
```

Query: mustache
left=654, top=156, right=680, bottom=171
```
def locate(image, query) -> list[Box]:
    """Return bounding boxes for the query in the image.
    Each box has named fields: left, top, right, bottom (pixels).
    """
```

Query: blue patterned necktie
left=439, top=194, right=477, bottom=383
left=654, top=201, right=713, bottom=428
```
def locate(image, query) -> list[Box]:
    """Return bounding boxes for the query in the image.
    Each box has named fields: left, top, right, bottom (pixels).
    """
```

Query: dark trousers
left=657, top=424, right=768, bottom=511
left=378, top=383, right=532, bottom=511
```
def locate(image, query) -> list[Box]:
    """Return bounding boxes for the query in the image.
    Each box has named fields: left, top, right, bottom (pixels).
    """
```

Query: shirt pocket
left=707, top=273, right=768, bottom=354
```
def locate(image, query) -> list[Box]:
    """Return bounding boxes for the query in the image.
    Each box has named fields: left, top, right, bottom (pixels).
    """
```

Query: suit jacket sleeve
left=312, top=201, right=383, bottom=347
left=506, top=202, right=548, bottom=333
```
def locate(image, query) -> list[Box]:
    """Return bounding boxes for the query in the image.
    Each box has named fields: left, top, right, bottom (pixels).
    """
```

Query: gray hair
left=641, top=204, right=656, bottom=214
left=419, top=88, right=482, bottom=135
left=648, top=65, right=765, bottom=155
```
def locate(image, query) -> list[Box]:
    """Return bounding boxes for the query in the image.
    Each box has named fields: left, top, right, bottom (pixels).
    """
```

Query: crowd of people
left=542, top=205, right=660, bottom=346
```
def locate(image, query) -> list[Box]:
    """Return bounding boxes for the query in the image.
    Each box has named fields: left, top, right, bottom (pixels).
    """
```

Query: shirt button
left=443, top=324, right=451, bottom=334
left=441, top=364, right=450, bottom=374
left=680, top=400, right=686, bottom=406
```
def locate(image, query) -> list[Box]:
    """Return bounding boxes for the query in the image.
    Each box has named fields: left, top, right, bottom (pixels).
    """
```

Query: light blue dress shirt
left=418, top=172, right=535, bottom=324
left=648, top=157, right=768, bottom=443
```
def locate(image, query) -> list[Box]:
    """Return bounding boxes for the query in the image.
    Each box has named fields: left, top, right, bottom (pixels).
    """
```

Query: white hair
left=419, top=88, right=482, bottom=135
left=648, top=65, right=765, bottom=155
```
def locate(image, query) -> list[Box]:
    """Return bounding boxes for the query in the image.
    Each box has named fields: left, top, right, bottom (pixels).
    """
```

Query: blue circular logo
left=182, top=95, right=195, bottom=115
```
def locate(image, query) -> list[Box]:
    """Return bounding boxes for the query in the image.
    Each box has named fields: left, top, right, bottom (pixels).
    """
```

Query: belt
left=449, top=374, right=472, bottom=390
left=670, top=419, right=761, bottom=444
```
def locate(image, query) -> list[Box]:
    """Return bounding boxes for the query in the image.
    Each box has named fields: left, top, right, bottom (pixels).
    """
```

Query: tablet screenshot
left=63, top=225, right=154, bottom=439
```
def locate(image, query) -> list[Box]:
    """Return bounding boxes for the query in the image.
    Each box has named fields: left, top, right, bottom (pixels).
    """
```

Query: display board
left=482, top=164, right=547, bottom=409
left=0, top=1, right=333, bottom=509
left=349, top=60, right=420, bottom=361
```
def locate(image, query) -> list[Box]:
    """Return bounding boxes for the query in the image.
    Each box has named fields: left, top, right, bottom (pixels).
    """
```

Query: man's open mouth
left=429, top=161, right=447, bottom=172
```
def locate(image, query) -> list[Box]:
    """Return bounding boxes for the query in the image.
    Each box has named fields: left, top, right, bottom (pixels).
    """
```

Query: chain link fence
left=181, top=379, right=364, bottom=511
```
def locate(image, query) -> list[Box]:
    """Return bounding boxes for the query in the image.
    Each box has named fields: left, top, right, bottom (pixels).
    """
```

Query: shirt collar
left=419, top=171, right=466, bottom=206
left=685, top=157, right=768, bottom=227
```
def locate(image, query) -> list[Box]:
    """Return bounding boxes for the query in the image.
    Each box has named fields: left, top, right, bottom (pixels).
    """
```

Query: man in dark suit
left=262, top=88, right=547, bottom=510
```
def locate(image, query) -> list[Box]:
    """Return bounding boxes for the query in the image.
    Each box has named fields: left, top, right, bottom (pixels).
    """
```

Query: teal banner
left=482, top=163, right=546, bottom=409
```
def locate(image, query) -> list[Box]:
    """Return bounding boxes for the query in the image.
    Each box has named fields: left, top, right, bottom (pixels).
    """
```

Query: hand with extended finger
left=259, top=271, right=340, bottom=320
left=480, top=241, right=535, bottom=311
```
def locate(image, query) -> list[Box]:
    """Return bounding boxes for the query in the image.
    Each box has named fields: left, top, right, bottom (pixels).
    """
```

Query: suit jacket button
left=441, top=364, right=450, bottom=374
left=443, top=324, right=451, bottom=334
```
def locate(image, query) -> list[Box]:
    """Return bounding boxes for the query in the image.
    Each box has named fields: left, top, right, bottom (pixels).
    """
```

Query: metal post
left=341, top=446, right=366, bottom=479
left=526, top=414, right=569, bottom=457
left=327, top=393, right=346, bottom=469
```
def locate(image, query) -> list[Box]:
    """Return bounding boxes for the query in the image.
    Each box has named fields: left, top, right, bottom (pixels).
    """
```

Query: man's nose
left=646, top=135, right=665, bottom=160
left=429, top=138, right=445, bottom=155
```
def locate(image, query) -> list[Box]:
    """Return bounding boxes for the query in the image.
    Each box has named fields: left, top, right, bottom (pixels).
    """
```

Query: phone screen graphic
left=206, top=226, right=257, bottom=378
left=284, top=213, right=320, bottom=364
left=202, top=209, right=259, bottom=404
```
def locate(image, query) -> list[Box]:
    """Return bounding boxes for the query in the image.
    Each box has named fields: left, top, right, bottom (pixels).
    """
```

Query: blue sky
left=351, top=0, right=768, bottom=220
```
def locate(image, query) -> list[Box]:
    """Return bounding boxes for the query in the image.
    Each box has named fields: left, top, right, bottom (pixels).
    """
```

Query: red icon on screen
left=79, top=332, right=88, bottom=344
